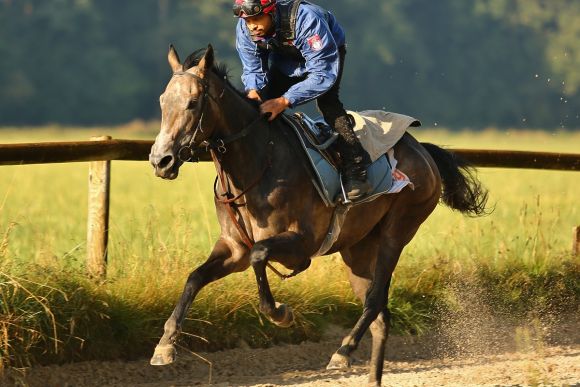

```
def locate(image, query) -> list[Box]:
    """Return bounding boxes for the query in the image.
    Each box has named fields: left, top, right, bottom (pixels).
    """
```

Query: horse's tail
left=421, top=143, right=490, bottom=217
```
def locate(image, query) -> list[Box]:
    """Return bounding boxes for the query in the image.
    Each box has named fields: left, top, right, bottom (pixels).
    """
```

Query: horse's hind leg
left=330, top=200, right=438, bottom=385
left=347, top=244, right=392, bottom=384
left=327, top=229, right=394, bottom=373
left=333, top=270, right=391, bottom=385
left=150, top=238, right=248, bottom=366
left=328, top=231, right=405, bottom=387
left=250, top=231, right=311, bottom=327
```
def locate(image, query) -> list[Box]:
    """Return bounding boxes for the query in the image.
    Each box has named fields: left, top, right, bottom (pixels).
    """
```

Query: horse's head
left=150, top=44, right=218, bottom=179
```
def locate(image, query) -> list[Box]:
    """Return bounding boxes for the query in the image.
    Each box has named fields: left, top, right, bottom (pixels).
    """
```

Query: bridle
left=171, top=70, right=226, bottom=162
left=169, top=70, right=295, bottom=280
left=172, top=70, right=265, bottom=161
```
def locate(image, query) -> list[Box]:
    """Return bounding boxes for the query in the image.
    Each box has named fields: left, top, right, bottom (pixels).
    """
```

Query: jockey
left=233, top=0, right=372, bottom=200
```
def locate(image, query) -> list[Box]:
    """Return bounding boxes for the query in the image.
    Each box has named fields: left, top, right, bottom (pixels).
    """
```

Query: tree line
left=0, top=0, right=578, bottom=129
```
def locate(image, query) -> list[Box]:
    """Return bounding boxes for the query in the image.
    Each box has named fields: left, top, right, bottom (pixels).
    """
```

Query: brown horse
left=148, top=45, right=488, bottom=386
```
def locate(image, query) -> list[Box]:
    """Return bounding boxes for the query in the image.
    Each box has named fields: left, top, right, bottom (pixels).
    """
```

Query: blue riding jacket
left=235, top=1, right=346, bottom=107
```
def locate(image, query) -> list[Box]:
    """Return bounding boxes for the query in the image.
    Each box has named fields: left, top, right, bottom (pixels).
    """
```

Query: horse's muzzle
left=150, top=152, right=179, bottom=180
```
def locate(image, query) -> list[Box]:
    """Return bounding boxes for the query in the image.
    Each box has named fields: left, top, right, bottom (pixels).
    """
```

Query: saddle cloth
left=282, top=110, right=420, bottom=207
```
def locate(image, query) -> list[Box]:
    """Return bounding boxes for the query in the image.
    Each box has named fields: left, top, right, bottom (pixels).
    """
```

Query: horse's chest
left=242, top=185, right=294, bottom=231
left=265, top=184, right=292, bottom=209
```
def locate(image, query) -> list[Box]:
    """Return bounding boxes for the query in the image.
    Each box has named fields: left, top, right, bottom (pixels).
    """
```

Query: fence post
left=86, top=136, right=111, bottom=279
left=573, top=226, right=580, bottom=256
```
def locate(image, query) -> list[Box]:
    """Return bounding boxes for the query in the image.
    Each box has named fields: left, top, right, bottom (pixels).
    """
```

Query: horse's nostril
left=158, top=155, right=174, bottom=170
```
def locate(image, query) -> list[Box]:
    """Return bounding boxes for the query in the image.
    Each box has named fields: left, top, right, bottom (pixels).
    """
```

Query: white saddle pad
left=349, top=110, right=421, bottom=162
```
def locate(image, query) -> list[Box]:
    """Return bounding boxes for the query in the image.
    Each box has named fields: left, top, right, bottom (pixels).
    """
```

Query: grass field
left=1, top=125, right=579, bottom=372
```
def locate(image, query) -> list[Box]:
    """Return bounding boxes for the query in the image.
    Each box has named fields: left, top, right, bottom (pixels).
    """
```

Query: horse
left=148, top=44, right=488, bottom=386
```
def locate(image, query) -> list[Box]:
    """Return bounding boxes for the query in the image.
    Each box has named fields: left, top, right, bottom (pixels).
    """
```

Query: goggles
left=232, top=1, right=272, bottom=18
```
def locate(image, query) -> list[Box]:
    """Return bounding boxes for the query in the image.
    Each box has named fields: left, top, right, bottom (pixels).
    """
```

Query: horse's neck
left=209, top=78, right=270, bottom=189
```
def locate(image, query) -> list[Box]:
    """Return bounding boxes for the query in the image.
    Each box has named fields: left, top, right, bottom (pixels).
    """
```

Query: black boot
left=333, top=115, right=372, bottom=201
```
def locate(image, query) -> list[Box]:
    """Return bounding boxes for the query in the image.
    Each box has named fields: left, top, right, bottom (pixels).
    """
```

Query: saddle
left=285, top=112, right=341, bottom=167
left=282, top=111, right=414, bottom=207
left=282, top=110, right=417, bottom=256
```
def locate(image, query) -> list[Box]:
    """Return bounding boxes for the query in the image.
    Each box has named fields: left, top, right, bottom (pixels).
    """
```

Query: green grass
left=0, top=126, right=579, bottom=373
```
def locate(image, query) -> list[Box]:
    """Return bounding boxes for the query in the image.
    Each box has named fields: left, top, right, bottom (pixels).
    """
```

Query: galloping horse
left=149, top=45, right=488, bottom=386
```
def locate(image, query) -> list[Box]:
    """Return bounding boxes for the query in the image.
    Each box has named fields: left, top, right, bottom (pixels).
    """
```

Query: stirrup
left=340, top=174, right=353, bottom=204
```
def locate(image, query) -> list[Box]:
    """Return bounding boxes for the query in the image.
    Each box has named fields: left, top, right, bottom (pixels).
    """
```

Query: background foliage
left=0, top=0, right=578, bottom=129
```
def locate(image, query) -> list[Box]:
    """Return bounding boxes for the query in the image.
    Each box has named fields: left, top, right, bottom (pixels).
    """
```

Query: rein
left=213, top=154, right=270, bottom=205
left=175, top=70, right=293, bottom=280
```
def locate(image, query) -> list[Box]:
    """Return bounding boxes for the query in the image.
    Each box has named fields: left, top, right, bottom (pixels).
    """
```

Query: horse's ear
left=168, top=44, right=183, bottom=73
left=197, top=44, right=214, bottom=75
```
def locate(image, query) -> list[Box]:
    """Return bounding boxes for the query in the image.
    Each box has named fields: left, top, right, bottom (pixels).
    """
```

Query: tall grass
left=0, top=126, right=578, bottom=373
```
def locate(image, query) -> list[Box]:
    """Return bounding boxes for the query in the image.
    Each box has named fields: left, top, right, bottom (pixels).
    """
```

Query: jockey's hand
left=247, top=89, right=262, bottom=102
left=260, top=97, right=290, bottom=121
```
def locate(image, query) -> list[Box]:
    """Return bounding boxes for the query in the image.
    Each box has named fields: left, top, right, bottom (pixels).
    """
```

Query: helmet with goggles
left=233, top=0, right=276, bottom=18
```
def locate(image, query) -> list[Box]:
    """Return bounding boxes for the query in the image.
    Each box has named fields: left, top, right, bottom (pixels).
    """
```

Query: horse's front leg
left=250, top=231, right=311, bottom=327
left=150, top=238, right=249, bottom=365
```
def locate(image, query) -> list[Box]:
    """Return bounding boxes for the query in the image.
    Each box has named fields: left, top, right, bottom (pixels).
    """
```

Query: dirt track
left=9, top=317, right=580, bottom=387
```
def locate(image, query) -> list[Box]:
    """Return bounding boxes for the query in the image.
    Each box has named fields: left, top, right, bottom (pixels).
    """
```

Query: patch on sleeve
left=307, top=34, right=324, bottom=51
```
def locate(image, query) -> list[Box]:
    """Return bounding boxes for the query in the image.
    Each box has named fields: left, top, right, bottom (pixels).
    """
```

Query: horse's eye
left=187, top=100, right=198, bottom=110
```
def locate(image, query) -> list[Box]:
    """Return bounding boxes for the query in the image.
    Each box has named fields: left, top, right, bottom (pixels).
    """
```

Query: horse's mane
left=183, top=48, right=260, bottom=110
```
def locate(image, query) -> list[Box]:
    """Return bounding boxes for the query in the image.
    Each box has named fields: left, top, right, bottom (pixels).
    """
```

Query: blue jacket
left=235, top=2, right=346, bottom=107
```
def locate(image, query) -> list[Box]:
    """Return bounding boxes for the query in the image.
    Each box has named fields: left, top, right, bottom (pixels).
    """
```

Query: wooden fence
left=1, top=138, right=579, bottom=278
left=1, top=139, right=579, bottom=170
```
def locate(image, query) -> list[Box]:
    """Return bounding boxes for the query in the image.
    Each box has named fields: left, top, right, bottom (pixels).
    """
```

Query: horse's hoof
left=273, top=302, right=294, bottom=328
left=326, top=353, right=351, bottom=370
left=150, top=344, right=176, bottom=366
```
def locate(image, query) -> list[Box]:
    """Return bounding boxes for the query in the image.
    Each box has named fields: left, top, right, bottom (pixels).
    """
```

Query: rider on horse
left=233, top=0, right=372, bottom=200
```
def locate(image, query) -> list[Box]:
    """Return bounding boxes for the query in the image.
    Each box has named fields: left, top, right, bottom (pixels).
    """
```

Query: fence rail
left=0, top=139, right=153, bottom=165
left=1, top=139, right=579, bottom=170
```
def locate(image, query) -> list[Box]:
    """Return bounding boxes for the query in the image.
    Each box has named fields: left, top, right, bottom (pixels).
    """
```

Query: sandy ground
left=6, top=315, right=580, bottom=387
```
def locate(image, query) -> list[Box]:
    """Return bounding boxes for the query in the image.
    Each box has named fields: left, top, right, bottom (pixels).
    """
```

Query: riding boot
left=333, top=114, right=372, bottom=201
